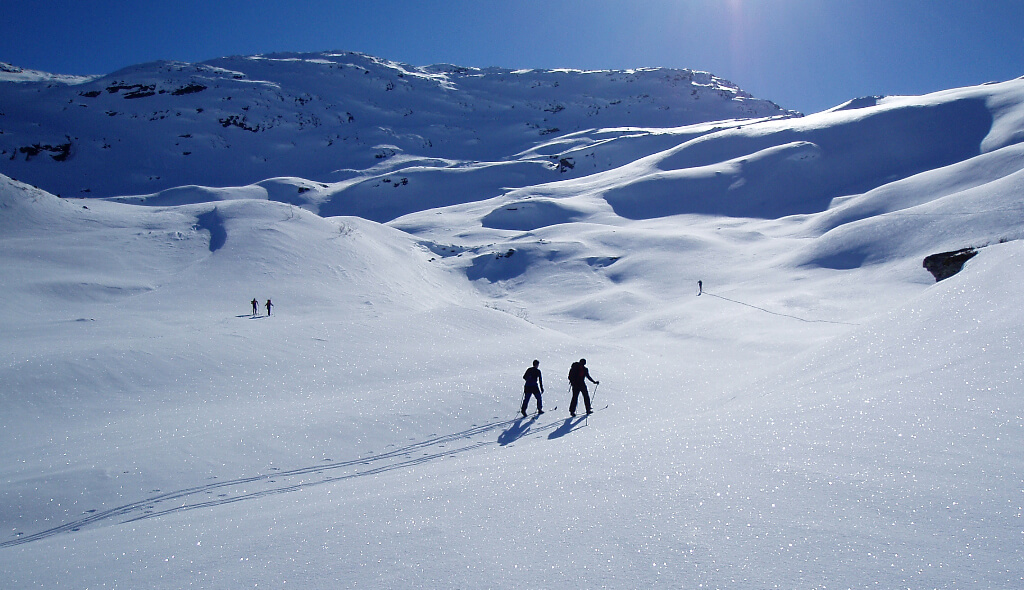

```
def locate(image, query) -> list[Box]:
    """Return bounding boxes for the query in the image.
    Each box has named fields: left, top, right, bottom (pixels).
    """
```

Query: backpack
left=568, top=362, right=583, bottom=382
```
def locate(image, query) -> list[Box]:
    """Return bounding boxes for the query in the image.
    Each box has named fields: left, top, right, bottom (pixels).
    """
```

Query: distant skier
left=697, top=280, right=703, bottom=296
left=521, top=359, right=544, bottom=417
left=265, top=299, right=273, bottom=316
left=568, top=358, right=599, bottom=417
left=251, top=298, right=259, bottom=316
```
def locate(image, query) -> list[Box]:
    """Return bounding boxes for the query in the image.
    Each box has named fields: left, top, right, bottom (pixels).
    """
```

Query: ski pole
left=582, top=382, right=599, bottom=426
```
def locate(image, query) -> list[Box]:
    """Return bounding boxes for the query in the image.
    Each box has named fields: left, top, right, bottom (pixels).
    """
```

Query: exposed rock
left=17, top=141, right=72, bottom=162
left=171, top=83, right=207, bottom=96
left=923, top=248, right=977, bottom=282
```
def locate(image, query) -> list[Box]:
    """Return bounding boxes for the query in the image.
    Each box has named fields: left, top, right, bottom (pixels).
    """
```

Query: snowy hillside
left=0, top=51, right=793, bottom=201
left=1, top=52, right=1024, bottom=588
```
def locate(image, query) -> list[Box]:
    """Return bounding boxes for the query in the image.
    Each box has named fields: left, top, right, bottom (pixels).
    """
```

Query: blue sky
left=2, top=0, right=1022, bottom=114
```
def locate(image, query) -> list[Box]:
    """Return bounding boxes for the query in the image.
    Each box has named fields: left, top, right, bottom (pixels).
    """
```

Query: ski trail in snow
left=703, top=291, right=860, bottom=326
left=0, top=412, right=576, bottom=547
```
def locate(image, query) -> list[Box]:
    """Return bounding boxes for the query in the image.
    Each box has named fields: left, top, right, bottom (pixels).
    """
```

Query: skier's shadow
left=497, top=415, right=538, bottom=446
left=547, top=416, right=587, bottom=439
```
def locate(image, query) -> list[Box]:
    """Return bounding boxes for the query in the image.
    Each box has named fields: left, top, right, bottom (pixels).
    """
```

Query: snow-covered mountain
left=1, top=52, right=1023, bottom=588
left=0, top=51, right=793, bottom=203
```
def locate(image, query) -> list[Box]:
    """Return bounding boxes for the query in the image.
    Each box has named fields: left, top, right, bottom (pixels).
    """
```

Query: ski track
left=0, top=410, right=593, bottom=548
left=703, top=291, right=860, bottom=326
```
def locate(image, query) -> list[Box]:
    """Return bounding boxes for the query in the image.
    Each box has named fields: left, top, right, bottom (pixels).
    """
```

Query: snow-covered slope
left=98, top=77, right=1024, bottom=226
left=0, top=51, right=793, bottom=201
left=1, top=54, right=1023, bottom=588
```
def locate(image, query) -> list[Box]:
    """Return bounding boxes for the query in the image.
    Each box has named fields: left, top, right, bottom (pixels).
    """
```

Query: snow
left=1, top=52, right=1023, bottom=588
left=0, top=51, right=795, bottom=202
left=0, top=62, right=94, bottom=85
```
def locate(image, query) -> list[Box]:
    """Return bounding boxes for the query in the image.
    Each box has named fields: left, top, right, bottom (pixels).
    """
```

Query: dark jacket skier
left=568, top=358, right=599, bottom=416
left=521, top=360, right=544, bottom=416
left=265, top=299, right=273, bottom=316
left=251, top=298, right=259, bottom=316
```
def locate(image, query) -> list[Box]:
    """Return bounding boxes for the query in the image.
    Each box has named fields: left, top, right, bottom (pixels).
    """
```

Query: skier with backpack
left=568, top=359, right=599, bottom=416
left=521, top=359, right=544, bottom=417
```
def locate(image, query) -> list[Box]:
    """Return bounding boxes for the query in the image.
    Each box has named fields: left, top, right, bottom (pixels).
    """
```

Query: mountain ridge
left=0, top=51, right=796, bottom=200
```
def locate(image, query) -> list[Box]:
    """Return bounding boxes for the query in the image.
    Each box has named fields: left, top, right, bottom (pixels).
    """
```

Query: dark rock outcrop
left=923, top=248, right=977, bottom=282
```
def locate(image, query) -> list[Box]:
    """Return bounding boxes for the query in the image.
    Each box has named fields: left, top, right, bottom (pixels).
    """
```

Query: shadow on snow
left=1, top=409, right=586, bottom=547
left=547, top=416, right=588, bottom=439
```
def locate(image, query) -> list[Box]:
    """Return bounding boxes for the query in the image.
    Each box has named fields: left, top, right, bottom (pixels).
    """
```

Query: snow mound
left=480, top=198, right=586, bottom=230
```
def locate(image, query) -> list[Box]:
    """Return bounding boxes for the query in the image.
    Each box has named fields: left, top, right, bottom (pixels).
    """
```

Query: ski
left=571, top=404, right=609, bottom=417
left=518, top=406, right=556, bottom=418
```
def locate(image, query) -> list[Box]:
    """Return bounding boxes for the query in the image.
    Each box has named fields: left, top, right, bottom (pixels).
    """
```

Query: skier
left=251, top=298, right=259, bottom=316
left=521, top=359, right=544, bottom=417
left=568, top=358, right=599, bottom=417
left=697, top=280, right=703, bottom=296
left=265, top=299, right=273, bottom=316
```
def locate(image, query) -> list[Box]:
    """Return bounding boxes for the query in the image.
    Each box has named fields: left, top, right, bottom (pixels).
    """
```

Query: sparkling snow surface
left=1, top=57, right=1023, bottom=588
